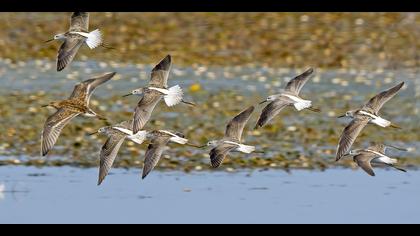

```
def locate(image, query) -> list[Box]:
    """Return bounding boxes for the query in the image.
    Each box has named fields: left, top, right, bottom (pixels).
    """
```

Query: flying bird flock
left=40, top=12, right=409, bottom=185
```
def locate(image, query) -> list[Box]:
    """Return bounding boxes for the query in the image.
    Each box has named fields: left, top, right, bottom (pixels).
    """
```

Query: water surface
left=1, top=166, right=419, bottom=223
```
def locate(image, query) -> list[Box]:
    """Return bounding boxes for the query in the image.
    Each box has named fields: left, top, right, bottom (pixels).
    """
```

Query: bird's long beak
left=186, top=143, right=207, bottom=149
left=259, top=100, right=267, bottom=105
left=337, top=114, right=346, bottom=118
left=44, top=39, right=54, bottom=43
left=122, top=93, right=132, bottom=98
left=41, top=104, right=49, bottom=108
left=87, top=131, right=98, bottom=136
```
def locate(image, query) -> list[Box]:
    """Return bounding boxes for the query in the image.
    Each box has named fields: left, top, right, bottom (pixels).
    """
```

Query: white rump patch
left=236, top=144, right=256, bottom=154
left=86, top=29, right=102, bottom=49
left=293, top=100, right=312, bottom=111
left=358, top=111, right=391, bottom=127
left=374, top=156, right=398, bottom=165
left=163, top=85, right=184, bottom=107
left=366, top=150, right=397, bottom=165
left=282, top=94, right=312, bottom=111
left=371, top=116, right=391, bottom=128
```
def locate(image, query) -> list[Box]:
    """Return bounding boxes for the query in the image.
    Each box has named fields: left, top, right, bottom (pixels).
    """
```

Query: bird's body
left=47, top=100, right=97, bottom=117
left=347, top=144, right=407, bottom=176
left=40, top=72, right=116, bottom=156
left=348, top=109, right=393, bottom=128
left=206, top=106, right=257, bottom=168
left=123, top=55, right=194, bottom=134
left=141, top=130, right=189, bottom=179
left=336, top=82, right=405, bottom=161
left=256, top=68, right=319, bottom=129
left=47, top=12, right=104, bottom=71
left=95, top=120, right=148, bottom=185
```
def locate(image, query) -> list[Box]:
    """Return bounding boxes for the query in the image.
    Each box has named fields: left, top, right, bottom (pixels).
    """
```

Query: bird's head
left=338, top=110, right=355, bottom=119
left=122, top=88, right=143, bottom=97
left=260, top=95, right=280, bottom=105
left=45, top=34, right=65, bottom=43
left=41, top=101, right=60, bottom=109
left=88, top=127, right=109, bottom=136
left=206, top=140, right=219, bottom=147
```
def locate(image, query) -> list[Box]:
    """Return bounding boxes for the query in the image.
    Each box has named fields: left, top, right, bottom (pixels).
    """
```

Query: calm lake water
left=0, top=166, right=419, bottom=224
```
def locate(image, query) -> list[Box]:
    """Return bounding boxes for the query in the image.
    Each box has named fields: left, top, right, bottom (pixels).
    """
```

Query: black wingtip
left=300, top=67, right=314, bottom=77
left=153, top=55, right=172, bottom=71
left=242, top=105, right=255, bottom=115
left=107, top=72, right=117, bottom=77
left=41, top=149, right=49, bottom=157
left=305, top=67, right=314, bottom=74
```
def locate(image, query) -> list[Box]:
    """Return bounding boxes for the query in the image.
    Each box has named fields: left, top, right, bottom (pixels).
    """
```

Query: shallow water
left=0, top=166, right=419, bottom=223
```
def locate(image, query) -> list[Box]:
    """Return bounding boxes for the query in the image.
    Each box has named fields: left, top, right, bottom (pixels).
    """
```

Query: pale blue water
left=0, top=166, right=419, bottom=223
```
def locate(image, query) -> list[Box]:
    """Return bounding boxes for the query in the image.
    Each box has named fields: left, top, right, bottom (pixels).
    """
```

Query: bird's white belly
left=281, top=94, right=312, bottom=111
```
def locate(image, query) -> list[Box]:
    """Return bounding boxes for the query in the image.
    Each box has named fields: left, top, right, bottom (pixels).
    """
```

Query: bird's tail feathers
left=86, top=29, right=103, bottom=49
left=164, top=85, right=184, bottom=107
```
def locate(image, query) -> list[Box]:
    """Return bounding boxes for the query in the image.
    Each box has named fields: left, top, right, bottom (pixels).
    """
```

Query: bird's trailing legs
left=306, top=106, right=321, bottom=113
left=181, top=100, right=196, bottom=107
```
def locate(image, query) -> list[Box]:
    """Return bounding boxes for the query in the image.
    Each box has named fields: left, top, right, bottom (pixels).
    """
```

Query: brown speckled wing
left=41, top=109, right=80, bottom=156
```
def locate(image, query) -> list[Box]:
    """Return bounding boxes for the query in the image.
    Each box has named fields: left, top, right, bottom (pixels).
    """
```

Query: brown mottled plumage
left=41, top=72, right=115, bottom=156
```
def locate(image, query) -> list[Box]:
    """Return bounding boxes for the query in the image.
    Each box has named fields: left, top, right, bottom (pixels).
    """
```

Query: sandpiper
left=89, top=120, right=148, bottom=185
left=201, top=106, right=261, bottom=168
left=123, top=55, right=195, bottom=134
left=336, top=82, right=405, bottom=161
left=255, top=68, right=320, bottom=129
left=141, top=130, right=200, bottom=179
left=40, top=72, right=116, bottom=156
left=45, top=12, right=107, bottom=71
left=345, top=143, right=407, bottom=176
